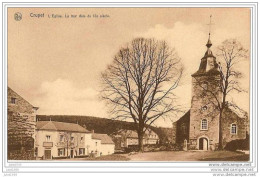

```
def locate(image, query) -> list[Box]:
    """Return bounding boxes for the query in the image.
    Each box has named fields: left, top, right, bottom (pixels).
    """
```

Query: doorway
left=199, top=138, right=208, bottom=150
left=70, top=149, right=74, bottom=158
left=44, top=150, right=51, bottom=159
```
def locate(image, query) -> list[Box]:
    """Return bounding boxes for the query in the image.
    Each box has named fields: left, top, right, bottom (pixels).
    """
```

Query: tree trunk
left=218, top=110, right=223, bottom=150
left=138, top=130, right=144, bottom=152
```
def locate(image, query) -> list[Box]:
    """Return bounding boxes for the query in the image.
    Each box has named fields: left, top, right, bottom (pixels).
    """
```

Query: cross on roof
left=207, top=15, right=214, bottom=36
left=206, top=15, right=213, bottom=48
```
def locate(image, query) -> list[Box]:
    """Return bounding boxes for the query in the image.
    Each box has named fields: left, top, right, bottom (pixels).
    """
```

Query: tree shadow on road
left=199, top=154, right=249, bottom=161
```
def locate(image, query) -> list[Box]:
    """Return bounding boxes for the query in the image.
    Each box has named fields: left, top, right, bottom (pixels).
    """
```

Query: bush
left=225, top=137, right=249, bottom=151
left=124, top=143, right=181, bottom=153
left=74, top=155, right=89, bottom=158
left=52, top=156, right=69, bottom=160
left=158, top=144, right=182, bottom=151
left=125, top=145, right=139, bottom=153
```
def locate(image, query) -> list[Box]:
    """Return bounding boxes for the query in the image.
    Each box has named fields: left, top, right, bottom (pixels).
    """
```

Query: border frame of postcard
left=1, top=1, right=258, bottom=174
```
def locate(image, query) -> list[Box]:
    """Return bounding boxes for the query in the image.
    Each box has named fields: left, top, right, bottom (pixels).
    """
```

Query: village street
left=123, top=151, right=249, bottom=161
left=55, top=150, right=249, bottom=161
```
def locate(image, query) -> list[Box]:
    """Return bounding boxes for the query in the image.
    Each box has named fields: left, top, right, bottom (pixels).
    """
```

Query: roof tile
left=36, top=121, right=90, bottom=133
left=92, top=133, right=114, bottom=144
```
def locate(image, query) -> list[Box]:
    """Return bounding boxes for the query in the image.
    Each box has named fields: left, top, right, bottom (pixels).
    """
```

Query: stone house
left=8, top=87, right=39, bottom=160
left=173, top=36, right=248, bottom=151
left=112, top=128, right=159, bottom=150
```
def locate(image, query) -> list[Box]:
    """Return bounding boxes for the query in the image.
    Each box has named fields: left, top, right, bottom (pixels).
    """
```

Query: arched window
left=201, top=119, right=208, bottom=130
left=231, top=124, right=237, bottom=134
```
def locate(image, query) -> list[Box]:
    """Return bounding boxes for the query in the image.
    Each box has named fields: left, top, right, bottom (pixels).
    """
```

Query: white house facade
left=35, top=121, right=115, bottom=160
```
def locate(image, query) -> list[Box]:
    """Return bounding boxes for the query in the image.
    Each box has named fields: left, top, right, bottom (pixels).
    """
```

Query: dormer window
left=11, top=97, right=16, bottom=104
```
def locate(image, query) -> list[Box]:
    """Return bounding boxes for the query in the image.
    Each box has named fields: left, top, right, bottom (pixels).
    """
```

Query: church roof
left=175, top=108, right=246, bottom=124
left=192, top=61, right=219, bottom=77
left=192, top=35, right=220, bottom=77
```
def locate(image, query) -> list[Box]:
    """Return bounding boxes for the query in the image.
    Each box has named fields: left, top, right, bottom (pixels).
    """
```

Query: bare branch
left=100, top=38, right=183, bottom=151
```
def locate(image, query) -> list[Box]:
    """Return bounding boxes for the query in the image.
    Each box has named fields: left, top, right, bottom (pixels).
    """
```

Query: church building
left=173, top=34, right=248, bottom=151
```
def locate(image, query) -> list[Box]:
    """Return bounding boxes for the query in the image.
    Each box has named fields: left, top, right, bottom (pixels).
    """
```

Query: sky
left=8, top=8, right=250, bottom=127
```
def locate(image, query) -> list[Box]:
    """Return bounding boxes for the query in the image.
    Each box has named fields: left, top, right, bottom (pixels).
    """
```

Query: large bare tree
left=216, top=39, right=248, bottom=149
left=101, top=38, right=183, bottom=151
left=195, top=39, right=248, bottom=150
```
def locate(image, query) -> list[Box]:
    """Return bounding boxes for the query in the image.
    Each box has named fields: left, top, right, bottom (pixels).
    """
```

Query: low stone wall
left=8, top=149, right=35, bottom=160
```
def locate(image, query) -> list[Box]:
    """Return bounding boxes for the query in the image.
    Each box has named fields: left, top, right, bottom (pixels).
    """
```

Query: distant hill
left=36, top=115, right=175, bottom=144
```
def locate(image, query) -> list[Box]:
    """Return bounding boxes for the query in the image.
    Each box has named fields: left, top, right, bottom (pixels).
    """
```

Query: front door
left=199, top=138, right=208, bottom=150
left=70, top=149, right=74, bottom=158
left=44, top=150, right=51, bottom=159
left=203, top=138, right=208, bottom=150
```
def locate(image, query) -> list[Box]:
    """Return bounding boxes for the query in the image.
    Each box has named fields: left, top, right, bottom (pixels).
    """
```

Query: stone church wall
left=222, top=109, right=248, bottom=147
left=189, top=75, right=221, bottom=150
left=175, top=111, right=190, bottom=145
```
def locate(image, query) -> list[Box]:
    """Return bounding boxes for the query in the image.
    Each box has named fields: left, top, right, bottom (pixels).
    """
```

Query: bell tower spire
left=189, top=15, right=222, bottom=151
left=192, top=15, right=219, bottom=76
left=206, top=15, right=213, bottom=48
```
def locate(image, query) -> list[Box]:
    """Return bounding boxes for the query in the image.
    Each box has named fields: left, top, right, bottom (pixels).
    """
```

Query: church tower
left=189, top=20, right=222, bottom=150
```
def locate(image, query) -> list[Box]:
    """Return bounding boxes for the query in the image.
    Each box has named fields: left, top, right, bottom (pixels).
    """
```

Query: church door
left=199, top=138, right=208, bottom=150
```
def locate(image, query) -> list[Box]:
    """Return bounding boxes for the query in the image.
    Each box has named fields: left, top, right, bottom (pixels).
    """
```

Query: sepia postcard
left=1, top=1, right=259, bottom=176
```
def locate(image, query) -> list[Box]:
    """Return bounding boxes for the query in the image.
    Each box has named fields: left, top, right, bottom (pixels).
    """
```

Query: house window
left=11, top=97, right=16, bottom=104
left=71, top=137, right=74, bottom=141
left=80, top=136, right=83, bottom=142
left=201, top=119, right=208, bottom=130
left=46, top=135, right=51, bottom=142
left=59, top=135, right=64, bottom=142
left=58, top=148, right=65, bottom=156
left=231, top=124, right=237, bottom=134
left=79, top=148, right=85, bottom=155
left=95, top=142, right=98, bottom=146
